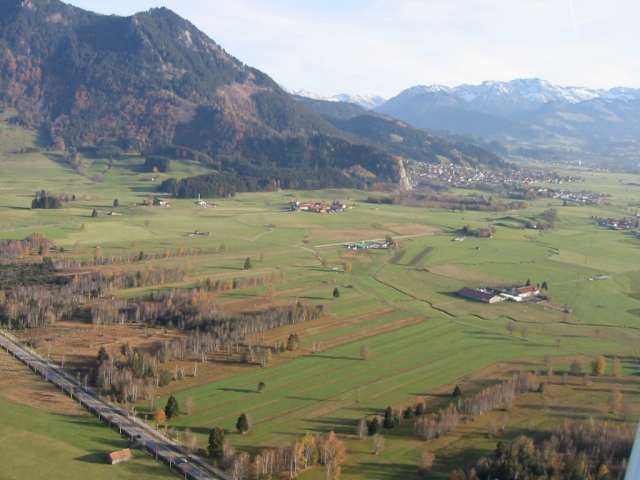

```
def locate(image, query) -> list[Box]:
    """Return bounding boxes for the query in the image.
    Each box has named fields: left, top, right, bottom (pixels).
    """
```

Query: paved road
left=0, top=331, right=229, bottom=480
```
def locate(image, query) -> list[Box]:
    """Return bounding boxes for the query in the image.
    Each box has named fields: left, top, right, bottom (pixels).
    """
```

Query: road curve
left=0, top=330, right=230, bottom=480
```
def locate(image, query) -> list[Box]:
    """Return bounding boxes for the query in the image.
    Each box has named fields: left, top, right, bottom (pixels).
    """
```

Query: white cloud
left=69, top=0, right=640, bottom=97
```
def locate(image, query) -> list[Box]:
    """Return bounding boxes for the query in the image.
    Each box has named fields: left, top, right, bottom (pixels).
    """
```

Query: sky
left=70, top=0, right=640, bottom=98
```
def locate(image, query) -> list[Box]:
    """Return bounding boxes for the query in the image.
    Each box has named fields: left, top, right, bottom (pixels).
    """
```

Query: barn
left=457, top=288, right=505, bottom=304
left=108, top=449, right=133, bottom=465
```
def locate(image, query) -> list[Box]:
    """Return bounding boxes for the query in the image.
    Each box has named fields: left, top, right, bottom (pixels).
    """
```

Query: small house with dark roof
left=457, top=287, right=505, bottom=304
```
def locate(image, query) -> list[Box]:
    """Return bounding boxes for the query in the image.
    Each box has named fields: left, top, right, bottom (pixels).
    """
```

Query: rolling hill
left=296, top=95, right=506, bottom=169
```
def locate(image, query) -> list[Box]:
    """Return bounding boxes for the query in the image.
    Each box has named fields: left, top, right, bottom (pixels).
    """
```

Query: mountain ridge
left=0, top=0, right=506, bottom=191
left=292, top=90, right=386, bottom=110
left=388, top=79, right=640, bottom=106
left=378, top=78, right=640, bottom=168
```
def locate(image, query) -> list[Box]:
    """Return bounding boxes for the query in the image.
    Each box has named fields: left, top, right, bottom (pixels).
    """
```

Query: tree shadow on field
left=305, top=417, right=355, bottom=435
left=306, top=267, right=337, bottom=273
left=299, top=295, right=329, bottom=301
left=286, top=395, right=325, bottom=402
left=414, top=392, right=451, bottom=399
left=343, top=405, right=380, bottom=415
left=311, top=354, right=360, bottom=361
left=182, top=426, right=211, bottom=436
left=465, top=330, right=515, bottom=342
left=344, top=462, right=417, bottom=480
left=0, top=205, right=31, bottom=210
left=217, top=387, right=256, bottom=394
left=130, top=185, right=158, bottom=194
left=44, top=153, right=74, bottom=172
left=439, top=290, right=460, bottom=297
left=75, top=453, right=107, bottom=464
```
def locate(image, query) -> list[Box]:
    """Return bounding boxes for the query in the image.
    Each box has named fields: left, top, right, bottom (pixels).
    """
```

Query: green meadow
left=0, top=395, right=170, bottom=480
left=1, top=114, right=639, bottom=479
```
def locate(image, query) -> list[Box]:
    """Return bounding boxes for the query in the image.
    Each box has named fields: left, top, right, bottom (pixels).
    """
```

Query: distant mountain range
left=386, top=80, right=640, bottom=113
left=0, top=0, right=503, bottom=194
left=292, top=91, right=386, bottom=110
left=294, top=95, right=505, bottom=169
left=376, top=79, right=640, bottom=169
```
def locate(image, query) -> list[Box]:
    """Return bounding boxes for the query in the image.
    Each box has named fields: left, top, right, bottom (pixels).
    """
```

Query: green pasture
left=1, top=116, right=640, bottom=479
left=0, top=396, right=171, bottom=480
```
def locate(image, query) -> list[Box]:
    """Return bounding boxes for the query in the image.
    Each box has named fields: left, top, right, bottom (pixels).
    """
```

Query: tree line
left=366, top=192, right=528, bottom=212
left=31, top=190, right=63, bottom=209
left=356, top=373, right=541, bottom=443
left=0, top=233, right=55, bottom=260
left=451, top=419, right=634, bottom=480
left=93, top=344, right=173, bottom=403
left=53, top=246, right=205, bottom=270
left=415, top=373, right=539, bottom=441
left=208, top=428, right=347, bottom=480
left=0, top=267, right=185, bottom=329
left=160, top=165, right=364, bottom=199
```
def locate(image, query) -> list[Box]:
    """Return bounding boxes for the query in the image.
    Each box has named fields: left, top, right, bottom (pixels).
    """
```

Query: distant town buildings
left=344, top=240, right=392, bottom=251
left=529, top=187, right=608, bottom=205
left=290, top=200, right=348, bottom=213
left=410, top=163, right=584, bottom=190
left=594, top=216, right=639, bottom=231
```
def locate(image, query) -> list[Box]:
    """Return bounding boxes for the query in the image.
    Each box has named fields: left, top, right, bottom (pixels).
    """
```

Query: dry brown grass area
left=0, top=349, right=83, bottom=415
left=13, top=305, right=419, bottom=400
left=17, top=322, right=183, bottom=371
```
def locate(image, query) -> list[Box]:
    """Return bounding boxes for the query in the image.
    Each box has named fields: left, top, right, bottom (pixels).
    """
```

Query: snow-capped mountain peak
left=332, top=94, right=387, bottom=109
left=387, top=78, right=639, bottom=115
left=292, top=90, right=386, bottom=109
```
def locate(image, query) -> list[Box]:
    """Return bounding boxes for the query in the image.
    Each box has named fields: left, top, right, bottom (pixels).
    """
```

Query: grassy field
left=1, top=114, right=639, bottom=479
left=0, top=350, right=171, bottom=480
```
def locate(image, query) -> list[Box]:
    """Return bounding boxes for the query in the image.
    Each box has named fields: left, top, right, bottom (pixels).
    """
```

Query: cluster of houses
left=594, top=216, right=639, bottom=231
left=530, top=188, right=608, bottom=205
left=345, top=239, right=392, bottom=251
left=289, top=200, right=349, bottom=214
left=139, top=197, right=170, bottom=208
left=410, top=163, right=583, bottom=189
left=457, top=284, right=543, bottom=304
left=138, top=195, right=216, bottom=209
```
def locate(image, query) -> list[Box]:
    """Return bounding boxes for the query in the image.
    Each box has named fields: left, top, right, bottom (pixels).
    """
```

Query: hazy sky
left=70, top=0, right=640, bottom=98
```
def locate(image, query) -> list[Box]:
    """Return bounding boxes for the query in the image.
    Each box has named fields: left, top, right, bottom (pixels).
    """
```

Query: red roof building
left=108, top=449, right=133, bottom=465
